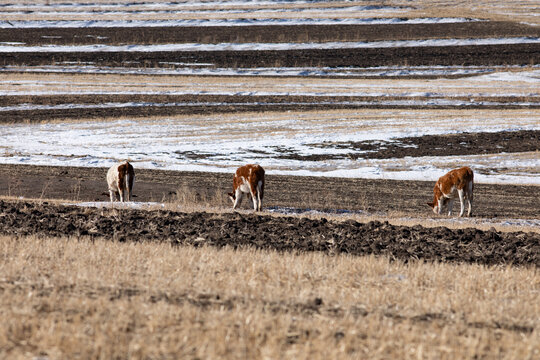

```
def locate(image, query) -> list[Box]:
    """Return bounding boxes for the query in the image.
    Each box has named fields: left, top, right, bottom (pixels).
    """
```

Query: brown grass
left=3, top=72, right=539, bottom=99
left=2, top=0, right=539, bottom=25
left=0, top=235, right=538, bottom=359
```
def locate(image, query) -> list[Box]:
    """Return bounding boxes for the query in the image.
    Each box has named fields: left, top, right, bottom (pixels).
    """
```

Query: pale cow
left=427, top=166, right=474, bottom=217
left=228, top=164, right=265, bottom=211
left=107, top=161, right=135, bottom=203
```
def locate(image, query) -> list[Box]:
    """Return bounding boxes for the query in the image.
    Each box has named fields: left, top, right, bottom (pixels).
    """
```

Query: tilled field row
left=2, top=99, right=539, bottom=124
left=2, top=94, right=538, bottom=107
left=1, top=200, right=538, bottom=267
left=1, top=23, right=538, bottom=46
left=4, top=43, right=539, bottom=68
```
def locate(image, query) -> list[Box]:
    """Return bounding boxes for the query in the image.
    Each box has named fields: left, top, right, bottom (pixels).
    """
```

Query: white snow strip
left=3, top=65, right=540, bottom=82
left=1, top=91, right=537, bottom=100
left=0, top=2, right=405, bottom=11
left=0, top=102, right=180, bottom=111
left=0, top=0, right=312, bottom=6
left=0, top=7, right=411, bottom=16
left=0, top=17, right=480, bottom=29
left=0, top=2, right=407, bottom=10
left=470, top=70, right=540, bottom=83
left=1, top=99, right=539, bottom=112
left=63, top=201, right=165, bottom=210
left=0, top=64, right=510, bottom=78
left=1, top=37, right=538, bottom=53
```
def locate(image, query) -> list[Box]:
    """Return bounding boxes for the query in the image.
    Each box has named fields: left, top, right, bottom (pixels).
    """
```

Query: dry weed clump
left=0, top=235, right=538, bottom=359
left=167, top=184, right=229, bottom=212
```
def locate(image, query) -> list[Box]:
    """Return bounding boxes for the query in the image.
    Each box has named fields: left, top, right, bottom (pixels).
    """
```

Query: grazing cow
left=228, top=164, right=265, bottom=211
left=427, top=166, right=474, bottom=217
left=107, top=161, right=135, bottom=203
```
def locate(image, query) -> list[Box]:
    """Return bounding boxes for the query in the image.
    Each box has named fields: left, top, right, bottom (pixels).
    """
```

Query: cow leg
left=256, top=181, right=263, bottom=211
left=233, top=189, right=243, bottom=209
left=466, top=198, right=473, bottom=217
left=446, top=198, right=454, bottom=216
left=126, top=173, right=133, bottom=202
left=109, top=190, right=116, bottom=203
left=436, top=199, right=444, bottom=215
left=467, top=186, right=473, bottom=217
left=250, top=188, right=258, bottom=211
left=256, top=191, right=261, bottom=211
left=247, top=192, right=254, bottom=209
left=118, top=180, right=125, bottom=202
left=457, top=189, right=465, bottom=217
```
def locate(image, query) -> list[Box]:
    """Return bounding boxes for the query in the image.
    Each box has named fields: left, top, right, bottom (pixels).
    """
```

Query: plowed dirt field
left=0, top=164, right=538, bottom=267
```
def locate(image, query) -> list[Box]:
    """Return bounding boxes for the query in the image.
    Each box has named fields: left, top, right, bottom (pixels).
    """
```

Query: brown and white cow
left=228, top=164, right=265, bottom=211
left=107, top=161, right=135, bottom=203
left=427, top=166, right=474, bottom=217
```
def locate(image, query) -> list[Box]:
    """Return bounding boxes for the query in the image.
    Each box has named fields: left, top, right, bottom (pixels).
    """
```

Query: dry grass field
left=1, top=0, right=538, bottom=25
left=3, top=71, right=539, bottom=97
left=0, top=235, right=538, bottom=359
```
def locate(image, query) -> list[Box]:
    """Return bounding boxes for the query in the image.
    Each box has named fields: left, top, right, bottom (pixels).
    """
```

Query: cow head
left=427, top=183, right=448, bottom=215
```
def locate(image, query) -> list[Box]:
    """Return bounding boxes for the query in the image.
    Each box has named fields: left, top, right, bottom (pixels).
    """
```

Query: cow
left=427, top=166, right=474, bottom=217
left=107, top=160, right=135, bottom=203
left=228, top=164, right=265, bottom=211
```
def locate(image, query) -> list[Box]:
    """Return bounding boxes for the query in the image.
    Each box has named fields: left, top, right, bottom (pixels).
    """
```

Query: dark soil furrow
left=1, top=94, right=538, bottom=107
left=302, top=130, right=540, bottom=159
left=0, top=200, right=538, bottom=267
left=2, top=44, right=539, bottom=68
left=1, top=22, right=537, bottom=46
left=2, top=104, right=539, bottom=123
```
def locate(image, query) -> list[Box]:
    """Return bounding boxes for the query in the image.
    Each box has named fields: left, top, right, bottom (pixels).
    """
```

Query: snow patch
left=0, top=116, right=537, bottom=185
left=1, top=37, right=538, bottom=52
left=0, top=17, right=481, bottom=29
